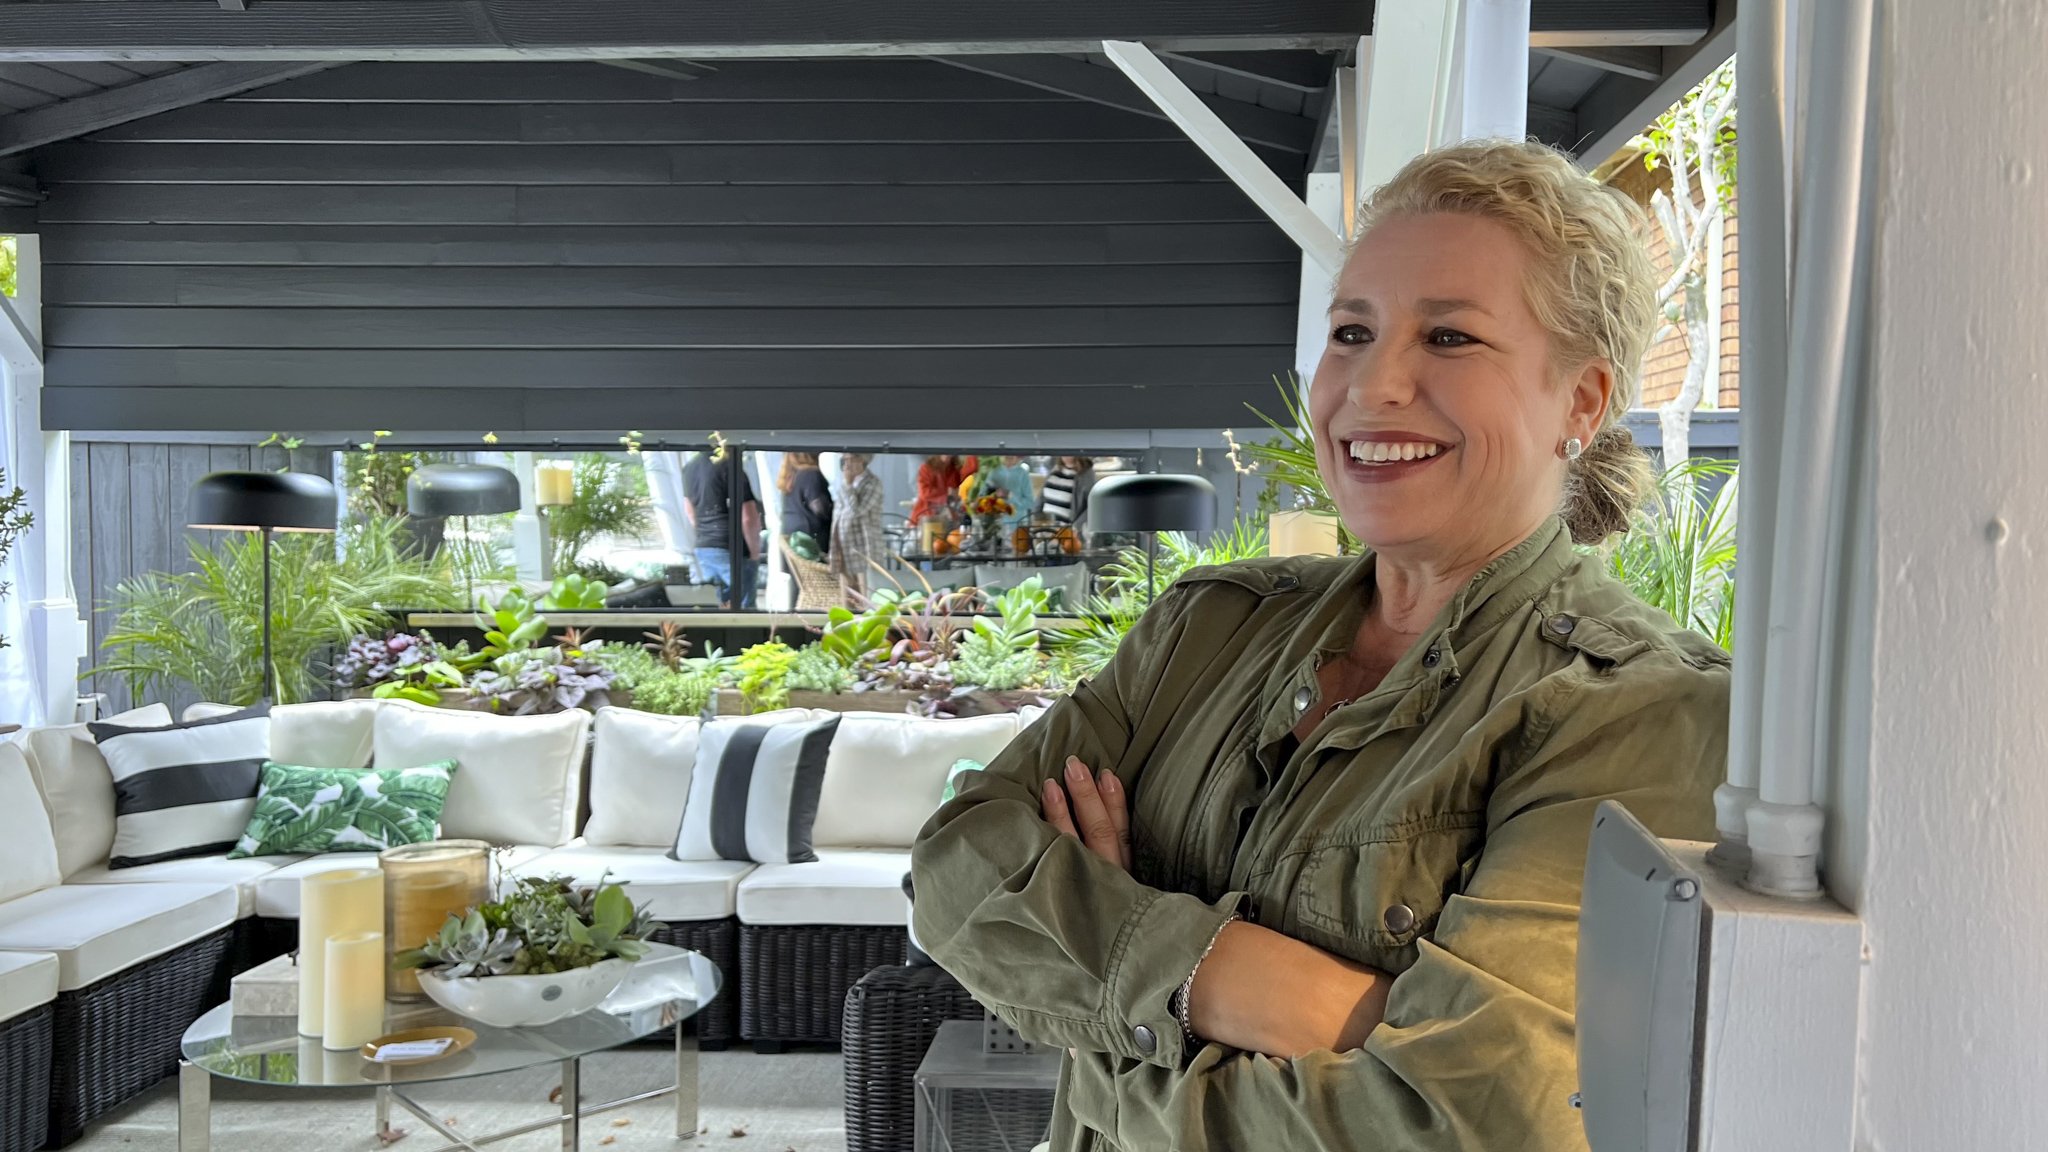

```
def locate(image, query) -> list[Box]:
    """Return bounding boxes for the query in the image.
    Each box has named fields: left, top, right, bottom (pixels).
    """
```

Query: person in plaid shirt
left=831, top=452, right=887, bottom=597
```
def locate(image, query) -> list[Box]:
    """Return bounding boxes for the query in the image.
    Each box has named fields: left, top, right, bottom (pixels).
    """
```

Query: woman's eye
left=1331, top=323, right=1372, bottom=346
left=1427, top=327, right=1475, bottom=347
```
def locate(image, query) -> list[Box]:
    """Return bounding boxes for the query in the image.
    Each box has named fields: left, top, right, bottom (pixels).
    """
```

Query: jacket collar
left=1258, top=517, right=1577, bottom=753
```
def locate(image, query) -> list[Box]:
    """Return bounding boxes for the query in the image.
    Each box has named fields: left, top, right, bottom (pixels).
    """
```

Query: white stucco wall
left=1857, top=2, right=2048, bottom=1145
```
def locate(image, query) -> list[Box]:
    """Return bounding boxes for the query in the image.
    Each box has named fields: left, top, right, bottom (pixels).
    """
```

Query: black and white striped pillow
left=91, top=703, right=271, bottom=869
left=670, top=715, right=839, bottom=865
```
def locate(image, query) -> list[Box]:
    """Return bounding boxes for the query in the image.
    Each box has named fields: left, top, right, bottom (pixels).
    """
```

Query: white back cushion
left=373, top=702, right=590, bottom=846
left=0, top=741, right=60, bottom=902
left=585, top=708, right=699, bottom=848
left=809, top=711, right=1020, bottom=849
left=21, top=703, right=173, bottom=877
left=586, top=707, right=813, bottom=847
left=186, top=699, right=381, bottom=768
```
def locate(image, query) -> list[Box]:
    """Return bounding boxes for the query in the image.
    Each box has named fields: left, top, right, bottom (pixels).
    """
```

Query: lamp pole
left=260, top=526, right=274, bottom=703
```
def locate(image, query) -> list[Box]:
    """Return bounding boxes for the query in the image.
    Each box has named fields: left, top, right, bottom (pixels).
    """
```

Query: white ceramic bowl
left=416, top=958, right=635, bottom=1028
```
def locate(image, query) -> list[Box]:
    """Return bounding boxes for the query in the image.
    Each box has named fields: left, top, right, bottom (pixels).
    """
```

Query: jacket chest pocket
left=1286, top=814, right=1484, bottom=974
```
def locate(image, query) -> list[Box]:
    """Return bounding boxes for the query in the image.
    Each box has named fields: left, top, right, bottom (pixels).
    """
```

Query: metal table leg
left=560, top=1058, right=579, bottom=1152
left=676, top=1023, right=699, bottom=1139
left=376, top=1085, right=394, bottom=1142
left=178, top=1062, right=210, bottom=1152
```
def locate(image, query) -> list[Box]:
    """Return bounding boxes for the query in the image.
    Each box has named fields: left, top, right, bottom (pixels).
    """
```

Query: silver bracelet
left=1172, top=913, right=1241, bottom=1051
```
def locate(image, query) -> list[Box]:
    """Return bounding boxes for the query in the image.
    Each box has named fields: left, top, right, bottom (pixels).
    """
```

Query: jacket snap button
left=1383, top=903, right=1417, bottom=934
left=1133, top=1024, right=1158, bottom=1055
left=1548, top=615, right=1577, bottom=636
left=1292, top=686, right=1313, bottom=713
left=1422, top=648, right=1441, bottom=668
left=1273, top=575, right=1299, bottom=591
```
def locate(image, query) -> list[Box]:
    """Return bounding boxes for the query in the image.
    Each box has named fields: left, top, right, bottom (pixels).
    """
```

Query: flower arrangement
left=968, top=495, right=1014, bottom=520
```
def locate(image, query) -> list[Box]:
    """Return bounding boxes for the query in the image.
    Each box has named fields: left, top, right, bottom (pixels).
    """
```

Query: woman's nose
left=1345, top=349, right=1416, bottom=409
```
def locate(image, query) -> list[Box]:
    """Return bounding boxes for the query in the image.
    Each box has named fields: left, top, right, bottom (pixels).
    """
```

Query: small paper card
left=371, top=1038, right=454, bottom=1062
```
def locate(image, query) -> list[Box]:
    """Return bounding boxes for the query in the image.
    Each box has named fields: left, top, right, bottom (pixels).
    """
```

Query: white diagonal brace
left=0, top=61, right=336, bottom=156
left=0, top=292, right=40, bottom=369
left=1102, top=40, right=1343, bottom=276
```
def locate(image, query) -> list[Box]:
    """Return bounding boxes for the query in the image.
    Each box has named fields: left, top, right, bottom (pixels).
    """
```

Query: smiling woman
left=912, top=139, right=1728, bottom=1152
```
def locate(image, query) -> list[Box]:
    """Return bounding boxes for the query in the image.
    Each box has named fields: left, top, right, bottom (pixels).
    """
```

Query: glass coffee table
left=178, top=944, right=721, bottom=1151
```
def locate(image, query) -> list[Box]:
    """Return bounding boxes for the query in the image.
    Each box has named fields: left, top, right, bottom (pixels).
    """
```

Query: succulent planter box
left=715, top=688, right=925, bottom=716
left=345, top=687, right=630, bottom=711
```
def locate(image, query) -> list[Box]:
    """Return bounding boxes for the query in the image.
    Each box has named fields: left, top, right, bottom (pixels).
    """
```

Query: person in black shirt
left=777, top=452, right=834, bottom=553
left=682, top=447, right=763, bottom=609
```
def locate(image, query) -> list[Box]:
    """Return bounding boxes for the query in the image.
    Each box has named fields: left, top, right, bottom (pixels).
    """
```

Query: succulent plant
left=395, top=875, right=652, bottom=978
left=642, top=620, right=692, bottom=671
left=395, top=909, right=522, bottom=978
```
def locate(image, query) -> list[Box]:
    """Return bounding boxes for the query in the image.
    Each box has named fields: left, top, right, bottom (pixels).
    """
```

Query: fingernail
left=1066, top=760, right=1086, bottom=782
left=1099, top=772, right=1117, bottom=792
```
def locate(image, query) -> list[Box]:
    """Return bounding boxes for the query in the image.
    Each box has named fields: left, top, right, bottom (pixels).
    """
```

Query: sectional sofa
left=0, top=696, right=1029, bottom=1149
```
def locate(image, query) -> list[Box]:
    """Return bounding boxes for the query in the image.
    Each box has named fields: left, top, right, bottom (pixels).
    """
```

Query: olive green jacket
left=910, top=518, right=1729, bottom=1152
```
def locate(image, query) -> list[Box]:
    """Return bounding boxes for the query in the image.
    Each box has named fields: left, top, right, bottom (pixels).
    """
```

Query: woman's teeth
left=1348, top=441, right=1442, bottom=463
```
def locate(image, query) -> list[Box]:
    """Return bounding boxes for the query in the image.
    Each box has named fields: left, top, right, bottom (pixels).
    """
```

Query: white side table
left=913, top=1020, right=1060, bottom=1152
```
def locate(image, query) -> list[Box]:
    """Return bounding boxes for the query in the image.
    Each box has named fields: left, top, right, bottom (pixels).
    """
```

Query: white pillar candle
left=322, top=931, right=387, bottom=1051
left=1269, top=509, right=1341, bottom=557
left=298, top=868, right=383, bottom=1036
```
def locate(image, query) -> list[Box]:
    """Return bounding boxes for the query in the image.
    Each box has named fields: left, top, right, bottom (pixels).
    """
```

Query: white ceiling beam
left=0, top=61, right=336, bottom=156
left=1101, top=40, right=1343, bottom=276
left=1536, top=43, right=1664, bottom=80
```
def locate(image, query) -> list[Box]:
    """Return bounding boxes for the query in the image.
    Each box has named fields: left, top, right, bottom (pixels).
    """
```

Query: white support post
left=1357, top=0, right=1462, bottom=192
left=0, top=234, right=86, bottom=726
left=1455, top=0, right=1530, bottom=141
left=1101, top=40, right=1344, bottom=276
left=1295, top=173, right=1345, bottom=384
left=508, top=452, right=549, bottom=586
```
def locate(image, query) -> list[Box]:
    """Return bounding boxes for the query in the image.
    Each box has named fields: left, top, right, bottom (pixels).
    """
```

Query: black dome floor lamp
left=188, top=470, right=338, bottom=703
left=406, top=462, right=521, bottom=609
left=1089, top=473, right=1217, bottom=603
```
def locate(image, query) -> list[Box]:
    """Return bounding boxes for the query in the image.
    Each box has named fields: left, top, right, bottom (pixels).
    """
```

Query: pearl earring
left=1563, top=437, right=1584, bottom=461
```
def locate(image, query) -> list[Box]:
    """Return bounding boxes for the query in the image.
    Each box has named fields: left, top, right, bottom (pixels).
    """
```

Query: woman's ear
left=1569, top=359, right=1615, bottom=440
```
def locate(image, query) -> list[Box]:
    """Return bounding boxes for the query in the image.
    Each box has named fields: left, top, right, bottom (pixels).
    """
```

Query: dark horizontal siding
left=34, top=58, right=1305, bottom=434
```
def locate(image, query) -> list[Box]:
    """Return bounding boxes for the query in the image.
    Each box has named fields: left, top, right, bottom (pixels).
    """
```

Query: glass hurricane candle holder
left=379, top=839, right=492, bottom=1000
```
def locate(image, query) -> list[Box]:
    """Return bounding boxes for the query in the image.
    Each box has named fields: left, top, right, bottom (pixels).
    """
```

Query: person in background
left=831, top=452, right=887, bottom=598
left=912, top=454, right=973, bottom=530
left=778, top=452, right=834, bottom=554
left=1041, top=456, right=1096, bottom=542
left=982, top=454, right=1036, bottom=530
left=682, top=445, right=763, bottom=609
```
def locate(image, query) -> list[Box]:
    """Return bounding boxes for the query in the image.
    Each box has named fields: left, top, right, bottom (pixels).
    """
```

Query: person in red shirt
left=911, top=454, right=976, bottom=527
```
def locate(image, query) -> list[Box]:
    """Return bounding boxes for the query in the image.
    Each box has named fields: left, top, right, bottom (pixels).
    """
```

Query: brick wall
left=1638, top=198, right=1741, bottom=410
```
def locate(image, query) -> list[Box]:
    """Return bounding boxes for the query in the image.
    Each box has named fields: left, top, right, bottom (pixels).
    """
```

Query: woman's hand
left=1041, top=755, right=1131, bottom=871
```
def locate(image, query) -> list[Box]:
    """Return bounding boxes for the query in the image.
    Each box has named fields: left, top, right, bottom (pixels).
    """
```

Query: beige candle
left=322, top=931, right=386, bottom=1051
left=536, top=462, right=574, bottom=506
left=298, top=868, right=383, bottom=1037
left=1269, top=509, right=1342, bottom=557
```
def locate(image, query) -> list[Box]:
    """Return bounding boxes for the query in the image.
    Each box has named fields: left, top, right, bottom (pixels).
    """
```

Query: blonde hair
left=777, top=451, right=819, bottom=494
left=1355, top=138, right=1658, bottom=544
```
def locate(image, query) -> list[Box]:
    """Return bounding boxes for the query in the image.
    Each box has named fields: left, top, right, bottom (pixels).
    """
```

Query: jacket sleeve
left=1070, top=655, right=1727, bottom=1152
left=910, top=585, right=1244, bottom=1070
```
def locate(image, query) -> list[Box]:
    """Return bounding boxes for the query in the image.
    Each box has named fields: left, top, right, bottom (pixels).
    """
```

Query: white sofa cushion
left=19, top=703, right=173, bottom=878
left=521, top=843, right=751, bottom=922
left=189, top=699, right=381, bottom=769
left=735, top=849, right=913, bottom=927
left=252, top=846, right=549, bottom=919
left=0, top=951, right=57, bottom=1023
left=0, top=882, right=237, bottom=990
left=584, top=707, right=700, bottom=848
left=66, top=854, right=304, bottom=920
left=808, top=712, right=1019, bottom=850
left=373, top=701, right=589, bottom=847
left=0, top=741, right=60, bottom=903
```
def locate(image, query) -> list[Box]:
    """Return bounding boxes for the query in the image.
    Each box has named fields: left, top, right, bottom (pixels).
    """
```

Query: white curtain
left=0, top=360, right=46, bottom=727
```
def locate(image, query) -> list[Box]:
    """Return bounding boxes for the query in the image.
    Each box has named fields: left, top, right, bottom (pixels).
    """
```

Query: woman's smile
left=1340, top=436, right=1454, bottom=484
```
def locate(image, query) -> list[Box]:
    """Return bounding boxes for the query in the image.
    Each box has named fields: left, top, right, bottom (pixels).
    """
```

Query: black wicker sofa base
left=741, top=923, right=908, bottom=1048
left=841, top=964, right=983, bottom=1152
left=0, top=1003, right=52, bottom=1152
left=43, top=926, right=233, bottom=1149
